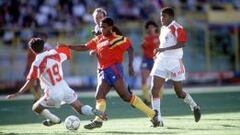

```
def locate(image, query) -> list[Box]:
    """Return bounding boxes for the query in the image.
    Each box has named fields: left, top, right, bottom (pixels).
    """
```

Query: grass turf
left=0, top=89, right=240, bottom=135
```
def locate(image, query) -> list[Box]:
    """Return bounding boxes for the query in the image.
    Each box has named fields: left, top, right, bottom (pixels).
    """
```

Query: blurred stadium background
left=0, top=0, right=240, bottom=93
left=0, top=0, right=240, bottom=134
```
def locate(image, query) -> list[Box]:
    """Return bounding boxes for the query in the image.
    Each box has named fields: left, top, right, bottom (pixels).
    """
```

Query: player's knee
left=32, top=103, right=38, bottom=113
left=32, top=102, right=44, bottom=114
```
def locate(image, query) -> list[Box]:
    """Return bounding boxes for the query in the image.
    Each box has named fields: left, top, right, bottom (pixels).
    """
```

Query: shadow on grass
left=84, top=131, right=176, bottom=134
left=0, top=132, right=18, bottom=135
left=0, top=92, right=240, bottom=125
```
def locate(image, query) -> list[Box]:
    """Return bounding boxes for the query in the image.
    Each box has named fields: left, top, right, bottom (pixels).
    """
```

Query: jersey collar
left=167, top=20, right=175, bottom=28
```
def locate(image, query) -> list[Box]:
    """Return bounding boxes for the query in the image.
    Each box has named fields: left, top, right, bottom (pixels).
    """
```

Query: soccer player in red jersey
left=150, top=7, right=201, bottom=127
left=140, top=20, right=161, bottom=106
left=90, top=8, right=135, bottom=124
left=59, top=17, right=159, bottom=129
left=91, top=8, right=132, bottom=74
left=6, top=38, right=107, bottom=127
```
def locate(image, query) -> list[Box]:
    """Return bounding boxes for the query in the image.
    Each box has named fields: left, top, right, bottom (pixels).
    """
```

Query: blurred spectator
left=233, top=0, right=240, bottom=9
left=3, top=30, right=14, bottom=46
left=20, top=28, right=33, bottom=49
left=1, top=0, right=239, bottom=48
left=72, top=0, right=86, bottom=22
left=115, top=0, right=140, bottom=20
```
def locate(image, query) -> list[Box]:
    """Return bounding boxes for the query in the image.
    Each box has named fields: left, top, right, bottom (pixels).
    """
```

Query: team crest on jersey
left=97, top=39, right=109, bottom=48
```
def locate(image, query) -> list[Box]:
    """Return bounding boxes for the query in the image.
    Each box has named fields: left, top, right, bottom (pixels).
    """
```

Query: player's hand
left=89, top=50, right=97, bottom=56
left=6, top=93, right=19, bottom=99
left=154, top=48, right=165, bottom=55
left=153, top=48, right=159, bottom=55
left=128, top=65, right=135, bottom=76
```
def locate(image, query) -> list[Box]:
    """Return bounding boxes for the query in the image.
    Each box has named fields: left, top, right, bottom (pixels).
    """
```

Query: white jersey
left=158, top=20, right=187, bottom=59
left=27, top=47, right=71, bottom=90
left=94, top=25, right=101, bottom=35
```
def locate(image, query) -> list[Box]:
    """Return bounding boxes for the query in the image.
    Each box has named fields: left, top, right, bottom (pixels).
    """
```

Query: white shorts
left=150, top=56, right=185, bottom=81
left=38, top=80, right=78, bottom=108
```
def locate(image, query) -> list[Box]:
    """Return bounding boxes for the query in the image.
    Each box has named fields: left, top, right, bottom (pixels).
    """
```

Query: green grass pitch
left=0, top=87, right=240, bottom=135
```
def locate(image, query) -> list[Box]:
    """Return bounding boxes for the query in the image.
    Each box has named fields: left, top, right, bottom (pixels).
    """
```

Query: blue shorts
left=98, top=63, right=124, bottom=86
left=141, top=57, right=154, bottom=71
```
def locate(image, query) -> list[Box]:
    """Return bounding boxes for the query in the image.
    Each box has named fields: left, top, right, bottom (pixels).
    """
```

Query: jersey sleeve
left=177, top=28, right=187, bottom=43
left=141, top=36, right=148, bottom=49
left=86, top=38, right=97, bottom=50
left=26, top=62, right=39, bottom=80
left=56, top=46, right=71, bottom=62
left=118, top=37, right=131, bottom=51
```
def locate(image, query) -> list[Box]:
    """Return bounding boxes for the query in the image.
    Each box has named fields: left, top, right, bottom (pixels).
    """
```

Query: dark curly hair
left=145, top=20, right=158, bottom=29
left=101, top=17, right=114, bottom=26
left=162, top=7, right=174, bottom=17
left=28, top=38, right=45, bottom=53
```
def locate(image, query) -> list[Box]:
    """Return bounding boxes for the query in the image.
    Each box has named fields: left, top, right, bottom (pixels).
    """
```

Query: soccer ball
left=64, top=115, right=80, bottom=130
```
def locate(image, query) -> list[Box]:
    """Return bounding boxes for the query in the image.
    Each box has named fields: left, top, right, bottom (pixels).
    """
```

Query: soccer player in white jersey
left=6, top=38, right=107, bottom=126
left=150, top=7, right=201, bottom=127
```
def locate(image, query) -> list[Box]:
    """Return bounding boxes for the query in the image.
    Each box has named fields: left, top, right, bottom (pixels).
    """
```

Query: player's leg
left=84, top=81, right=111, bottom=129
left=94, top=81, right=111, bottom=121
left=141, top=69, right=151, bottom=106
left=173, top=81, right=201, bottom=122
left=158, top=86, right=164, bottom=99
left=70, top=99, right=107, bottom=120
left=30, top=80, right=41, bottom=102
left=170, top=59, right=201, bottom=122
left=62, top=81, right=108, bottom=120
left=113, top=77, right=158, bottom=126
left=141, top=58, right=153, bottom=105
left=149, top=57, right=167, bottom=127
left=151, top=75, right=165, bottom=126
left=32, top=99, right=61, bottom=126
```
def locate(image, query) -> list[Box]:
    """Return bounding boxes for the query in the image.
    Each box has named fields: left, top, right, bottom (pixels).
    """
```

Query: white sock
left=152, top=98, right=162, bottom=121
left=183, top=92, right=197, bottom=111
left=40, top=109, right=61, bottom=123
left=81, top=105, right=94, bottom=115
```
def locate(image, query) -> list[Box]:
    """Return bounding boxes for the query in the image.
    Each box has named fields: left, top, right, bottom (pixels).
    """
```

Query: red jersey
left=86, top=34, right=131, bottom=69
left=141, top=33, right=159, bottom=59
left=113, top=34, right=132, bottom=63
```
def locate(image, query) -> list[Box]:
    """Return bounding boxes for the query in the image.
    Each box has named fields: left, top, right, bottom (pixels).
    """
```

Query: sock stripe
left=129, top=95, right=136, bottom=104
left=96, top=99, right=106, bottom=103
left=95, top=99, right=106, bottom=122
left=153, top=98, right=160, bottom=100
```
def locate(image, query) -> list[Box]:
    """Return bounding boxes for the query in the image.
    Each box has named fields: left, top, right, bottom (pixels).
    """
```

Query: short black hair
left=101, top=17, right=114, bottom=26
left=145, top=20, right=158, bottom=29
left=162, top=7, right=174, bottom=17
left=112, top=26, right=123, bottom=35
left=28, top=38, right=44, bottom=53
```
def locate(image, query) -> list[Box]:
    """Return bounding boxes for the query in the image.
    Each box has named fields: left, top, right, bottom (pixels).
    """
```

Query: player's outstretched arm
left=155, top=43, right=186, bottom=54
left=6, top=79, right=35, bottom=99
left=58, top=43, right=89, bottom=51
left=89, top=50, right=97, bottom=56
